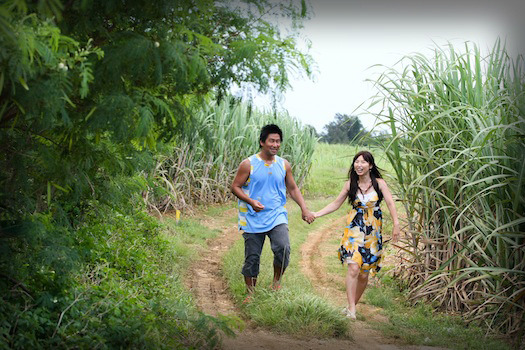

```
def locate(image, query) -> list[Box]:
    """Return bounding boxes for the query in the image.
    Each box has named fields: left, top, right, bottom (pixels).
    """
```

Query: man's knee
left=269, top=224, right=290, bottom=266
left=242, top=254, right=261, bottom=277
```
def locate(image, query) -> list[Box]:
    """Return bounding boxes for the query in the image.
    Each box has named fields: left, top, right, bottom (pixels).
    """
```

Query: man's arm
left=231, top=159, right=264, bottom=212
left=284, top=159, right=314, bottom=223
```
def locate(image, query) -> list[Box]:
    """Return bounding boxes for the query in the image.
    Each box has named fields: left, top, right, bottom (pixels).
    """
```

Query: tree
left=0, top=0, right=314, bottom=220
left=320, top=113, right=365, bottom=144
left=0, top=1, right=314, bottom=345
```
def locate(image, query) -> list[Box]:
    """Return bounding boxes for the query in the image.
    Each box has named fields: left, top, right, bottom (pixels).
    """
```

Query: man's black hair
left=259, top=124, right=283, bottom=148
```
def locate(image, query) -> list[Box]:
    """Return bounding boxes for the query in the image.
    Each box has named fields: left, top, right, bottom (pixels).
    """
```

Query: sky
left=248, top=0, right=524, bottom=134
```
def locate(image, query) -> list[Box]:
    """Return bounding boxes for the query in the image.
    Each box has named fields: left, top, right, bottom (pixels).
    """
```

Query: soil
left=183, top=209, right=448, bottom=350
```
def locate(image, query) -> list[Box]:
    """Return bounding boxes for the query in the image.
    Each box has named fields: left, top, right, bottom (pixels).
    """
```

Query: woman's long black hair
left=348, top=151, right=383, bottom=204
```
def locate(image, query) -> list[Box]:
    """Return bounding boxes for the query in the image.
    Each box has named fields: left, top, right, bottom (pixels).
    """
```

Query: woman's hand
left=392, top=224, right=400, bottom=242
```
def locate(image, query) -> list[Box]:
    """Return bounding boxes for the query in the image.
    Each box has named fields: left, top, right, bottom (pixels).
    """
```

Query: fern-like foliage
left=0, top=0, right=313, bottom=347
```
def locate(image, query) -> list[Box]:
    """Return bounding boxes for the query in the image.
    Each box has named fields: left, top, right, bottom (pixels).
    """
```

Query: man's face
left=260, top=133, right=281, bottom=156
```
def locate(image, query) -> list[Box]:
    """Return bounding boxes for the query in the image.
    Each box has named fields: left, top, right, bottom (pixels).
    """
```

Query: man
left=231, top=124, right=315, bottom=298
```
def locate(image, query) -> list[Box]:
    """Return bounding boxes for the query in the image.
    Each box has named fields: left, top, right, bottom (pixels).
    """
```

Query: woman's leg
left=355, top=271, right=369, bottom=304
left=345, top=262, right=360, bottom=314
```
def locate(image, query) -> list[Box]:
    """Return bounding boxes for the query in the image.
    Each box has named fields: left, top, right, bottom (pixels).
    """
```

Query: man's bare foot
left=270, top=283, right=282, bottom=291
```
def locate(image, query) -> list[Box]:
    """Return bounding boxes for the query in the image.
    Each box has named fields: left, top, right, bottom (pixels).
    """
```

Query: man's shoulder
left=239, top=154, right=259, bottom=168
left=246, top=154, right=259, bottom=163
left=238, top=158, right=251, bottom=170
left=274, top=155, right=286, bottom=162
left=277, top=156, right=289, bottom=169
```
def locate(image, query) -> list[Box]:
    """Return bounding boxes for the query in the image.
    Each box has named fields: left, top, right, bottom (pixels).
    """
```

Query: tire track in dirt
left=183, top=209, right=446, bottom=350
left=184, top=208, right=239, bottom=316
left=300, top=215, right=396, bottom=349
left=300, top=215, right=448, bottom=350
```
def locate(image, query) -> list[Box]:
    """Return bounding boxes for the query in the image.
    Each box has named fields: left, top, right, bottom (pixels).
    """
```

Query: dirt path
left=184, top=210, right=446, bottom=350
left=184, top=208, right=239, bottom=317
left=300, top=216, right=393, bottom=346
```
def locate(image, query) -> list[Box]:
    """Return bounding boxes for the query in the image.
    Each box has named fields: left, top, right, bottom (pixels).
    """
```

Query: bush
left=0, top=201, right=233, bottom=349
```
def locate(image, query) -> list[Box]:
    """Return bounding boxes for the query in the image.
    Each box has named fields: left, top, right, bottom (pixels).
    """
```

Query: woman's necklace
left=358, top=180, right=373, bottom=195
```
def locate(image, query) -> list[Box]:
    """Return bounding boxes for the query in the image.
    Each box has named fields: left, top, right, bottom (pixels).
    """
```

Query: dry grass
left=369, top=40, right=525, bottom=340
left=145, top=97, right=317, bottom=213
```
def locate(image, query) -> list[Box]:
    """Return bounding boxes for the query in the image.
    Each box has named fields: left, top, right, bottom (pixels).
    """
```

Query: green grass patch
left=199, top=201, right=238, bottom=219
left=161, top=216, right=222, bottom=267
left=246, top=289, right=347, bottom=337
left=222, top=198, right=351, bottom=339
left=305, top=143, right=394, bottom=197
left=305, top=143, right=358, bottom=197
left=365, top=274, right=511, bottom=350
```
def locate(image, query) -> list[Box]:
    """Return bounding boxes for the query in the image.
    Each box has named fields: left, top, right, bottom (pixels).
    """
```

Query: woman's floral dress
left=338, top=191, right=383, bottom=275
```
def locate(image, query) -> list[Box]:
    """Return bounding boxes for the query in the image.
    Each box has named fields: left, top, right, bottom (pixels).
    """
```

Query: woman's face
left=353, top=155, right=372, bottom=176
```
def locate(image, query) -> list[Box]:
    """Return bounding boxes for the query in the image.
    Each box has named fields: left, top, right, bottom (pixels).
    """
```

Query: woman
left=313, top=151, right=400, bottom=319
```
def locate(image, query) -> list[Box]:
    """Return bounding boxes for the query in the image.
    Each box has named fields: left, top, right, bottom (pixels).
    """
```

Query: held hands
left=302, top=210, right=316, bottom=224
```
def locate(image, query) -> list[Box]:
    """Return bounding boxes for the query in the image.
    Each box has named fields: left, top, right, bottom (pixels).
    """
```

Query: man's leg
left=268, top=224, right=290, bottom=289
left=242, top=232, right=265, bottom=293
left=244, top=276, right=257, bottom=293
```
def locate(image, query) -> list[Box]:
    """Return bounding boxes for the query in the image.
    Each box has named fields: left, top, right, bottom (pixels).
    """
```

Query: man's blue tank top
left=238, top=154, right=288, bottom=233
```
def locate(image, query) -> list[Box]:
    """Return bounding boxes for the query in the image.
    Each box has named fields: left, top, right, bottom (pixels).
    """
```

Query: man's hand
left=302, top=210, right=315, bottom=224
left=250, top=199, right=265, bottom=212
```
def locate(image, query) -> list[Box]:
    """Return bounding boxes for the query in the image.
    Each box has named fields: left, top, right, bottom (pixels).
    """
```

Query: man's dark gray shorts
left=241, top=223, right=290, bottom=277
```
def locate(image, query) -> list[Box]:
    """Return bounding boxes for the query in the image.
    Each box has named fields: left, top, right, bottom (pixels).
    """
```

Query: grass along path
left=300, top=215, right=395, bottom=346
left=183, top=206, right=239, bottom=317
left=174, top=143, right=511, bottom=350
left=179, top=201, right=449, bottom=350
left=180, top=202, right=355, bottom=350
left=303, top=206, right=511, bottom=350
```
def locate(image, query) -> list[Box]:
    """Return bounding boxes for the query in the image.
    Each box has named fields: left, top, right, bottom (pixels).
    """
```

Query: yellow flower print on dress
left=338, top=191, right=383, bottom=276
